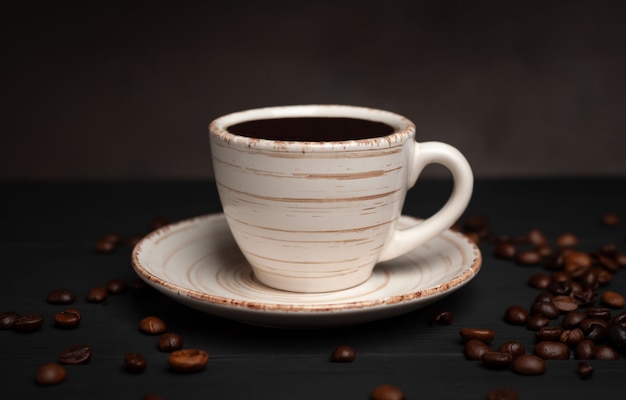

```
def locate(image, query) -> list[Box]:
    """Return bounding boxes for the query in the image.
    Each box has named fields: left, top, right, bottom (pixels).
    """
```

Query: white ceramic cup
left=209, top=105, right=473, bottom=293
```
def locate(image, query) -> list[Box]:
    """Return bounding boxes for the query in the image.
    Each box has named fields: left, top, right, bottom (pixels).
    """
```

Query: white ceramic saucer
left=132, top=213, right=481, bottom=328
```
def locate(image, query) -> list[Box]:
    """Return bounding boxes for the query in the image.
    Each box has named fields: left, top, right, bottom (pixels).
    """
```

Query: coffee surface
left=226, top=117, right=395, bottom=141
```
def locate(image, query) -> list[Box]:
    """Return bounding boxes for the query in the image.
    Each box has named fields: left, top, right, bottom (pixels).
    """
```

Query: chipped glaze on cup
left=209, top=105, right=473, bottom=293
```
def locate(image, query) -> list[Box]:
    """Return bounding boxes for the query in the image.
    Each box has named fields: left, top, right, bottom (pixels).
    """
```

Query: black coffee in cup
left=226, top=117, right=395, bottom=142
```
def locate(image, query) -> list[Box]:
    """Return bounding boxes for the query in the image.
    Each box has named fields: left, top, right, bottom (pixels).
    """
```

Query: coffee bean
left=597, top=255, right=620, bottom=273
left=86, top=287, right=108, bottom=303
left=430, top=310, right=453, bottom=326
left=534, top=341, right=570, bottom=360
left=595, top=345, right=619, bottom=359
left=546, top=280, right=572, bottom=296
left=607, top=319, right=626, bottom=351
left=481, top=351, right=513, bottom=369
left=46, top=289, right=76, bottom=305
left=494, top=243, right=516, bottom=260
left=486, top=388, right=519, bottom=400
left=580, top=318, right=609, bottom=342
left=527, top=273, right=550, bottom=290
left=14, top=313, right=44, bottom=333
left=564, top=251, right=592, bottom=277
left=168, top=349, right=209, bottom=372
left=527, top=228, right=548, bottom=246
left=616, top=253, right=626, bottom=268
left=526, top=315, right=550, bottom=331
left=0, top=311, right=19, bottom=330
left=34, top=363, right=67, bottom=386
left=556, top=233, right=579, bottom=248
left=534, top=292, right=554, bottom=304
left=54, top=309, right=81, bottom=329
left=142, top=395, right=165, bottom=400
left=140, top=316, right=167, bottom=335
left=59, top=345, right=92, bottom=365
left=464, top=339, right=491, bottom=360
left=157, top=333, right=184, bottom=353
left=94, top=234, right=120, bottom=254
left=331, top=345, right=356, bottom=363
left=370, top=384, right=405, bottom=400
left=586, top=307, right=612, bottom=320
left=498, top=341, right=525, bottom=359
left=575, top=340, right=596, bottom=359
left=516, top=250, right=542, bottom=265
left=560, top=328, right=584, bottom=347
left=459, top=328, right=495, bottom=343
left=106, top=278, right=128, bottom=295
left=125, top=352, right=147, bottom=373
left=535, top=326, right=564, bottom=341
left=562, top=311, right=587, bottom=329
left=552, top=296, right=579, bottom=312
left=512, top=354, right=546, bottom=375
left=530, top=301, right=559, bottom=319
left=127, top=236, right=143, bottom=248
left=597, top=268, right=613, bottom=285
left=601, top=290, right=625, bottom=309
left=577, top=362, right=594, bottom=379
left=601, top=213, right=620, bottom=227
left=504, top=305, right=528, bottom=325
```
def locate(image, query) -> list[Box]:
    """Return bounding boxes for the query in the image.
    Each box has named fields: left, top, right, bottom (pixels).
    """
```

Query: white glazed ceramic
left=209, top=105, right=473, bottom=293
left=131, top=213, right=481, bottom=328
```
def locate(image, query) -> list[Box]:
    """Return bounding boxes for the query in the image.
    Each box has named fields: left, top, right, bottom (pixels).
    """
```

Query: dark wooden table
left=2, top=179, right=625, bottom=399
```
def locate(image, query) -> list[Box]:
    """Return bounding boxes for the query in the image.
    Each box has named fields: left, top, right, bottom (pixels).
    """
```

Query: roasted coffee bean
left=535, top=326, right=564, bottom=341
left=459, top=328, right=495, bottom=343
left=140, top=316, right=167, bottom=335
left=464, top=339, right=491, bottom=360
left=86, top=287, right=108, bottom=303
left=516, top=250, right=542, bottom=265
left=430, top=311, right=453, bottom=326
left=546, top=280, right=572, bottom=296
left=556, top=233, right=579, bottom=248
left=34, top=363, right=67, bottom=386
left=94, top=234, right=120, bottom=254
left=601, top=290, right=625, bottom=309
left=486, top=388, right=519, bottom=400
left=527, top=273, right=550, bottom=290
left=481, top=351, right=513, bottom=369
left=46, top=289, right=76, bottom=305
left=534, top=341, right=570, bottom=360
left=562, top=311, right=587, bottom=329
left=125, top=352, right=147, bottom=373
left=494, top=243, right=516, bottom=260
left=536, top=244, right=553, bottom=258
left=527, top=228, right=548, bottom=246
left=597, top=255, right=619, bottom=273
left=560, top=328, right=584, bottom=347
left=54, top=309, right=81, bottom=329
left=526, top=315, right=550, bottom=331
left=530, top=301, right=559, bottom=319
left=0, top=311, right=19, bottom=330
left=607, top=319, right=626, bottom=351
left=616, top=253, right=626, bottom=268
left=512, top=354, right=546, bottom=375
left=504, top=305, right=528, bottom=325
left=595, top=345, right=619, bottom=359
left=14, top=313, right=44, bottom=333
left=157, top=333, right=184, bottom=353
left=168, top=349, right=209, bottom=372
left=498, top=341, right=525, bottom=360
left=597, top=268, right=613, bottom=286
left=575, top=340, right=596, bottom=359
left=106, top=278, right=128, bottom=295
left=552, top=296, right=579, bottom=312
left=331, top=345, right=356, bottom=363
left=370, top=384, right=405, bottom=400
left=578, top=268, right=599, bottom=289
left=586, top=307, right=612, bottom=320
left=59, top=345, right=92, bottom=365
left=127, top=236, right=143, bottom=248
left=564, top=251, right=592, bottom=277
left=142, top=395, right=165, bottom=400
left=601, top=213, right=620, bottom=227
left=573, top=287, right=597, bottom=307
left=534, top=292, right=554, bottom=304
left=577, top=362, right=594, bottom=379
left=580, top=318, right=609, bottom=338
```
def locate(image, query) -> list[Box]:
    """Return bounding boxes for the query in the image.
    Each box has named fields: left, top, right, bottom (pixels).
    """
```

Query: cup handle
left=378, top=141, right=473, bottom=262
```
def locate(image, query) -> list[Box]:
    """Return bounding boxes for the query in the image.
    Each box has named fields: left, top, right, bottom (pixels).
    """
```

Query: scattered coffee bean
left=94, top=234, right=122, bottom=254
left=142, top=395, right=165, bottom=400
left=527, top=273, right=551, bottom=289
left=530, top=301, right=559, bottom=319
left=546, top=279, right=572, bottom=296
left=331, top=345, right=356, bottom=363
left=54, top=309, right=81, bottom=329
left=534, top=341, right=570, bottom=360
left=563, top=251, right=592, bottom=277
left=552, top=296, right=579, bottom=312
left=34, top=363, right=67, bottom=386
left=556, top=233, right=579, bottom=248
left=498, top=341, right=525, bottom=359
left=46, top=289, right=76, bottom=305
left=464, top=339, right=491, bottom=360
left=607, top=319, right=626, bottom=351
left=481, top=351, right=513, bottom=369
left=459, top=328, right=495, bottom=343
left=535, top=326, right=564, bottom=342
left=370, top=384, right=405, bottom=400
left=516, top=250, right=542, bottom=265
left=560, top=328, right=584, bottom=347
left=168, top=349, right=209, bottom=372
left=594, top=345, right=619, bottom=359
left=562, top=311, right=587, bottom=329
left=59, top=345, right=92, bottom=365
left=494, top=243, right=516, bottom=260
left=577, top=362, right=594, bottom=379
left=486, top=388, right=519, bottom=400
left=86, top=287, right=108, bottom=303
left=526, top=315, right=550, bottom=331
left=580, top=318, right=609, bottom=342
left=125, top=352, right=147, bottom=373
left=0, top=311, right=19, bottom=330
left=140, top=316, right=167, bottom=335
left=601, top=290, right=625, bottom=309
left=106, top=278, right=128, bottom=295
left=575, top=340, right=596, bottom=359
left=527, top=228, right=548, bottom=246
left=597, top=268, right=613, bottom=285
left=504, top=305, right=528, bottom=325
left=157, top=333, right=184, bottom=353
left=586, top=307, right=612, bottom=321
left=430, top=311, right=453, bottom=326
left=512, top=354, right=546, bottom=375
left=601, top=213, right=620, bottom=227
left=14, top=313, right=44, bottom=333
left=534, top=292, right=554, bottom=304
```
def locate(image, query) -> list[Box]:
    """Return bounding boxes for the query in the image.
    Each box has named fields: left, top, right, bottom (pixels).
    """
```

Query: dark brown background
left=2, top=0, right=625, bottom=180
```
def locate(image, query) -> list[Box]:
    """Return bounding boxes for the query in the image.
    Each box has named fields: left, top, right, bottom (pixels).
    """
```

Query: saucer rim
left=131, top=213, right=482, bottom=313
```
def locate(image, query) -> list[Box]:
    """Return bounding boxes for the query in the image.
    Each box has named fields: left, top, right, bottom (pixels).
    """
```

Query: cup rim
left=209, top=104, right=415, bottom=150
